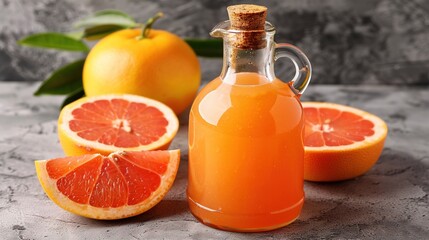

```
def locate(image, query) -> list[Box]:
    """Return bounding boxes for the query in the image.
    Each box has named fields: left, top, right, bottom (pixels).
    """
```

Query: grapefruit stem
left=140, top=12, right=164, bottom=39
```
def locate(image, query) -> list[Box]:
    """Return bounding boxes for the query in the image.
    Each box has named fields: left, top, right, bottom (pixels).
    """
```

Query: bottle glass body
left=188, top=21, right=307, bottom=232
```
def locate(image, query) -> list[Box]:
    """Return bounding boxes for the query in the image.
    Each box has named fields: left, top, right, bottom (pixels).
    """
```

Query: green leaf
left=74, top=12, right=137, bottom=29
left=94, top=9, right=134, bottom=20
left=66, top=31, right=84, bottom=40
left=84, top=24, right=125, bottom=40
left=34, top=59, right=85, bottom=96
left=61, top=89, right=85, bottom=109
left=185, top=38, right=223, bottom=58
left=18, top=33, right=89, bottom=52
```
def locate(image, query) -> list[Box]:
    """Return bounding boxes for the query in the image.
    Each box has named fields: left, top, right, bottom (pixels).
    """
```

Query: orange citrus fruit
left=83, top=28, right=201, bottom=115
left=35, top=149, right=180, bottom=219
left=302, top=102, right=388, bottom=182
left=58, top=94, right=179, bottom=156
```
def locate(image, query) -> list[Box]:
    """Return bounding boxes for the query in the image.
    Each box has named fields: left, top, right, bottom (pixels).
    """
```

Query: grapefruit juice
left=188, top=73, right=305, bottom=231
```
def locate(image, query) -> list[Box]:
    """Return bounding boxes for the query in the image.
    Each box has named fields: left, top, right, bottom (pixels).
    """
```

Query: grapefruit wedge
left=302, top=102, right=388, bottom=182
left=58, top=94, right=179, bottom=156
left=35, top=150, right=180, bottom=219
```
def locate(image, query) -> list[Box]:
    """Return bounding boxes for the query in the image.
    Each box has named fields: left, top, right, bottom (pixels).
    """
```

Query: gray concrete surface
left=1, top=0, right=429, bottom=85
left=0, top=82, right=428, bottom=239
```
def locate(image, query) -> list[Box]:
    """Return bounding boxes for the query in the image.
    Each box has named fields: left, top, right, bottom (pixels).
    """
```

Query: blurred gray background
left=1, top=0, right=428, bottom=85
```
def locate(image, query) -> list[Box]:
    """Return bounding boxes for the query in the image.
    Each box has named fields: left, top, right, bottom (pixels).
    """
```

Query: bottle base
left=188, top=196, right=304, bottom=232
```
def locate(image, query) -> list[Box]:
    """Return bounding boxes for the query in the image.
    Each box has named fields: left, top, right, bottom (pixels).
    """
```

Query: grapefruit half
left=58, top=94, right=179, bottom=156
left=303, top=102, right=388, bottom=182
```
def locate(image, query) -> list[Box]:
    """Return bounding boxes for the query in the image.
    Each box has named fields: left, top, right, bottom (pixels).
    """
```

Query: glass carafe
left=187, top=6, right=312, bottom=232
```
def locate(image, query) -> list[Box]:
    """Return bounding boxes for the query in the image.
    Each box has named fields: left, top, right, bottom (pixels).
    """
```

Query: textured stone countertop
left=0, top=82, right=428, bottom=239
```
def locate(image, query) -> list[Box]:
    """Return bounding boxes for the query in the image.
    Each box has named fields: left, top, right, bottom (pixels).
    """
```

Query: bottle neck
left=220, top=34, right=276, bottom=84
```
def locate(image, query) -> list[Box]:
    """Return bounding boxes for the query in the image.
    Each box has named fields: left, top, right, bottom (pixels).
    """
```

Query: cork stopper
left=227, top=5, right=267, bottom=31
left=227, top=4, right=267, bottom=49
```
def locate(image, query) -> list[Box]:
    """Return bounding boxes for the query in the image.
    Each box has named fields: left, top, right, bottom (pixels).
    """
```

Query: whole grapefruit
left=83, top=28, right=200, bottom=115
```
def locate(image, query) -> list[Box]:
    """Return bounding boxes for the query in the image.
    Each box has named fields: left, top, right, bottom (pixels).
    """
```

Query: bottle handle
left=274, top=43, right=312, bottom=95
